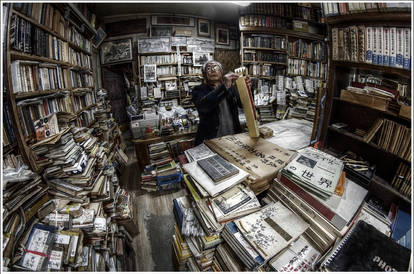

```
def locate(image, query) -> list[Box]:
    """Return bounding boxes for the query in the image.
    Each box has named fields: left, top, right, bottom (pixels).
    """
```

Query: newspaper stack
left=281, top=147, right=344, bottom=199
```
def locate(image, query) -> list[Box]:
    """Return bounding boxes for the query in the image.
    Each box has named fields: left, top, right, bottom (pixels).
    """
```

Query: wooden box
left=399, top=104, right=411, bottom=119
left=340, top=89, right=389, bottom=111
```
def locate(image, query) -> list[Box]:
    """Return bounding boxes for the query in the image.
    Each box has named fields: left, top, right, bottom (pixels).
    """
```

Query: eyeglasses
left=206, top=65, right=220, bottom=72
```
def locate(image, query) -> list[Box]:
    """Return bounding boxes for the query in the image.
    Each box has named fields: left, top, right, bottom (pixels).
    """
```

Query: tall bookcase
left=321, top=9, right=411, bottom=209
left=138, top=46, right=211, bottom=107
left=4, top=3, right=98, bottom=172
left=238, top=3, right=327, bottom=124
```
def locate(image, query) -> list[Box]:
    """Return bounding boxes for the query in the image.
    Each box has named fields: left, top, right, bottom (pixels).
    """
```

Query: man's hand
left=224, top=72, right=240, bottom=89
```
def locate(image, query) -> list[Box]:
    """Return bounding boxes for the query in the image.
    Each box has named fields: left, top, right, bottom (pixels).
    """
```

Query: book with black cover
left=197, top=155, right=239, bottom=183
left=324, top=220, right=411, bottom=271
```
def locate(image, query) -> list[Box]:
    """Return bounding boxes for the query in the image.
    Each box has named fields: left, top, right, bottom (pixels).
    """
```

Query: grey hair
left=202, top=60, right=223, bottom=79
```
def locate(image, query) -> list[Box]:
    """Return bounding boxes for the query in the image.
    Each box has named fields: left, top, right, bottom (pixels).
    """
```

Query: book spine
left=372, top=26, right=378, bottom=64
left=383, top=27, right=390, bottom=66
left=365, top=27, right=373, bottom=63
left=396, top=28, right=404, bottom=68
left=403, top=28, right=410, bottom=70
left=389, top=27, right=397, bottom=67
left=332, top=28, right=338, bottom=60
left=376, top=27, right=383, bottom=66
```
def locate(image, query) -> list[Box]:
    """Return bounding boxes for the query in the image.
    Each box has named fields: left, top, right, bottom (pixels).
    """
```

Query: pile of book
left=281, top=147, right=344, bottom=199
left=141, top=141, right=183, bottom=192
left=172, top=144, right=271, bottom=271
left=364, top=118, right=411, bottom=161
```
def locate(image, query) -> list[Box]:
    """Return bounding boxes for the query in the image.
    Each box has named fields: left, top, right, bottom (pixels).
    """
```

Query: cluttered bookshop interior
left=1, top=1, right=413, bottom=272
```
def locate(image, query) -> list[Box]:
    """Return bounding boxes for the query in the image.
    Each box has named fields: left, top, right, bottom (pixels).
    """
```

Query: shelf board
left=326, top=12, right=411, bottom=25
left=10, top=50, right=71, bottom=66
left=332, top=60, right=411, bottom=78
left=333, top=97, right=410, bottom=121
left=139, top=52, right=175, bottom=55
left=75, top=103, right=97, bottom=115
left=15, top=89, right=68, bottom=100
left=243, top=61, right=287, bottom=66
left=248, top=75, right=276, bottom=79
left=243, top=47, right=287, bottom=52
left=68, top=42, right=92, bottom=56
left=140, top=63, right=178, bottom=67
left=328, top=126, right=410, bottom=163
left=371, top=175, right=411, bottom=205
left=287, top=74, right=325, bottom=80
left=240, top=26, right=325, bottom=41
left=3, top=143, right=17, bottom=155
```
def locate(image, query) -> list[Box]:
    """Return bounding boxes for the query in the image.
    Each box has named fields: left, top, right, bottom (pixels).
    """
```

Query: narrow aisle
left=120, top=141, right=185, bottom=271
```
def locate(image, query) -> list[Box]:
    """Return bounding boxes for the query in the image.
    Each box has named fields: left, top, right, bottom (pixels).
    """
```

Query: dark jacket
left=192, top=83, right=242, bottom=145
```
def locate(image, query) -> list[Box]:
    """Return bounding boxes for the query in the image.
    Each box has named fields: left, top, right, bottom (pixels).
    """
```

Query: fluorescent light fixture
left=231, top=2, right=251, bottom=7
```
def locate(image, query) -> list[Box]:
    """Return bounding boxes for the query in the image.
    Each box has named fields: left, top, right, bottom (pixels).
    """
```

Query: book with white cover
left=183, top=159, right=249, bottom=197
left=365, top=27, right=373, bottom=63
left=184, top=143, right=215, bottom=162
left=403, top=28, right=410, bottom=70
left=269, top=236, right=321, bottom=271
left=383, top=27, right=390, bottom=66
left=396, top=28, right=404, bottom=68
left=376, top=27, right=383, bottom=65
left=282, top=147, right=343, bottom=198
left=389, top=27, right=397, bottom=67
left=235, top=201, right=309, bottom=262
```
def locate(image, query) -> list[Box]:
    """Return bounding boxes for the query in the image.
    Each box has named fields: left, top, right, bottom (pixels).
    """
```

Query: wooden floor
left=120, top=142, right=185, bottom=271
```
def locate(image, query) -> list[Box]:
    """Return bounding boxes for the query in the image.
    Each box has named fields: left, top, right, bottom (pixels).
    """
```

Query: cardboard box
left=399, top=104, right=411, bottom=119
left=340, top=89, right=389, bottom=111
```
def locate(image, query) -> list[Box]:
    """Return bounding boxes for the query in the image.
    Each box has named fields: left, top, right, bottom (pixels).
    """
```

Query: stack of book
left=281, top=147, right=344, bottom=199
left=257, top=105, right=276, bottom=122
left=156, top=160, right=182, bottom=191
left=149, top=142, right=172, bottom=167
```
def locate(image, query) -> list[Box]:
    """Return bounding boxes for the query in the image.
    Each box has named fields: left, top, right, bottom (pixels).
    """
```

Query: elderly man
left=192, top=60, right=249, bottom=145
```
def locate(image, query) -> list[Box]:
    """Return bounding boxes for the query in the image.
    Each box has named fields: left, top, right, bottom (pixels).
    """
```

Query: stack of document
left=281, top=147, right=344, bottom=199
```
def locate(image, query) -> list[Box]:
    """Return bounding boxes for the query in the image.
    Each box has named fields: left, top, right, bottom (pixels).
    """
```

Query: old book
left=363, top=118, right=383, bottom=143
left=281, top=147, right=343, bottom=199
left=269, top=235, right=321, bottom=271
left=396, top=28, right=404, bottom=68
left=183, top=160, right=249, bottom=197
left=365, top=27, right=373, bottom=63
left=235, top=201, right=309, bottom=262
left=323, top=220, right=411, bottom=271
left=197, top=154, right=239, bottom=183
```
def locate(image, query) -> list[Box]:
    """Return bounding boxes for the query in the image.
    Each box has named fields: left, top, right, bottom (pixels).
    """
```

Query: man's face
left=206, top=63, right=222, bottom=82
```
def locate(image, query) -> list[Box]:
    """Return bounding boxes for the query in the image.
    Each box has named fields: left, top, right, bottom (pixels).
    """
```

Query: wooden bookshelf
left=5, top=3, right=97, bottom=172
left=333, top=61, right=411, bottom=78
left=243, top=47, right=287, bottom=52
left=328, top=126, right=410, bottom=164
left=240, top=26, right=325, bottom=41
left=326, top=12, right=411, bottom=25
left=322, top=10, right=412, bottom=209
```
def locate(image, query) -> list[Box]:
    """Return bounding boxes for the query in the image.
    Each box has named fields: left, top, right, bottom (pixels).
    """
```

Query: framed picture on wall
left=151, top=26, right=173, bottom=37
left=92, top=27, right=107, bottom=48
left=193, top=52, right=211, bottom=67
left=144, top=64, right=157, bottom=82
left=152, top=16, right=195, bottom=27
left=100, top=38, right=132, bottom=64
left=216, top=26, right=229, bottom=45
left=198, top=19, right=210, bottom=37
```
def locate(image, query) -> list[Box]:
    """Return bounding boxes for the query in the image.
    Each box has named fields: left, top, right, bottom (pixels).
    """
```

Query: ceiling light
left=231, top=2, right=251, bottom=7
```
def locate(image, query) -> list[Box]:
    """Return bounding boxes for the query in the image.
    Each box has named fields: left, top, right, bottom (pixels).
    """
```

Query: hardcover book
left=197, top=154, right=239, bottom=183
left=324, top=220, right=411, bottom=271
